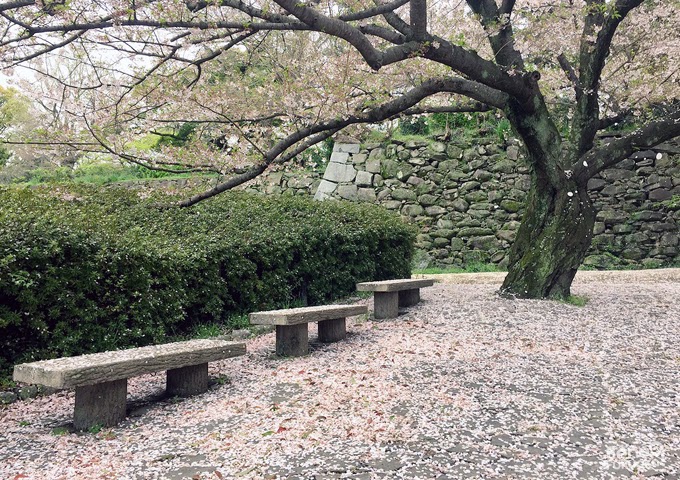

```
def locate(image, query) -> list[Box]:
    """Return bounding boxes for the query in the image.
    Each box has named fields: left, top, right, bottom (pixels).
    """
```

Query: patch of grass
left=87, top=424, right=104, bottom=434
left=414, top=266, right=466, bottom=274
left=563, top=295, right=589, bottom=307
left=279, top=297, right=308, bottom=309
left=97, top=430, right=117, bottom=441
left=213, top=375, right=231, bottom=386
left=190, top=323, right=228, bottom=339
left=127, top=132, right=165, bottom=151
left=390, top=133, right=435, bottom=144
left=226, top=313, right=251, bottom=331
left=492, top=117, right=512, bottom=143
left=364, top=129, right=389, bottom=144
left=51, top=427, right=70, bottom=436
left=186, top=313, right=252, bottom=339
left=413, top=262, right=504, bottom=275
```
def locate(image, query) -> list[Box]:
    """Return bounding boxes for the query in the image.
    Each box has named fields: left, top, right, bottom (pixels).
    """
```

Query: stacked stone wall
left=308, top=137, right=679, bottom=269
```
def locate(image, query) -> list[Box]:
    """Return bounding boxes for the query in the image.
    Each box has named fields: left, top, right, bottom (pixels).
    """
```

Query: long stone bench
left=249, top=304, right=367, bottom=357
left=356, top=278, right=435, bottom=319
left=13, top=338, right=246, bottom=430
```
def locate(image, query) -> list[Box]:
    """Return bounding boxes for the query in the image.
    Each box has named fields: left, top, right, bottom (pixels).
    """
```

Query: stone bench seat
left=249, top=304, right=367, bottom=356
left=357, top=278, right=435, bottom=319
left=13, top=338, right=246, bottom=430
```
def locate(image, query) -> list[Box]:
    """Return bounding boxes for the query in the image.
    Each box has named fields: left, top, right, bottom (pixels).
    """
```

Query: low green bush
left=0, top=186, right=415, bottom=377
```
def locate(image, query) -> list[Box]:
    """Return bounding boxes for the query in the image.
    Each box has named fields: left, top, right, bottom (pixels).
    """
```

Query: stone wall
left=306, top=137, right=679, bottom=269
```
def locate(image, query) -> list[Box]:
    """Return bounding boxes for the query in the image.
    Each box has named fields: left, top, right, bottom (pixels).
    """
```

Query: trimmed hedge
left=0, top=186, right=416, bottom=376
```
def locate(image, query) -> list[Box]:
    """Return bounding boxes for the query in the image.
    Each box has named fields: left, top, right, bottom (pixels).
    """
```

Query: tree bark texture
left=501, top=174, right=595, bottom=299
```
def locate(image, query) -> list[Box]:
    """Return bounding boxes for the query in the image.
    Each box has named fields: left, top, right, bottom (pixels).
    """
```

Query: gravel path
left=1, top=269, right=679, bottom=480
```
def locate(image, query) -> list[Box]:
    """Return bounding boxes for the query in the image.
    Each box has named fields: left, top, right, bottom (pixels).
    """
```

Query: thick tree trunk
left=500, top=94, right=596, bottom=300
left=500, top=173, right=595, bottom=299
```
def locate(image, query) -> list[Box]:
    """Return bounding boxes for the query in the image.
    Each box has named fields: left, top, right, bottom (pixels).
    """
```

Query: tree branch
left=177, top=128, right=339, bottom=207
left=0, top=1, right=34, bottom=13
left=3, top=30, right=86, bottom=67
left=178, top=79, right=507, bottom=206
left=272, top=0, right=383, bottom=70
left=338, top=0, right=409, bottom=22
left=597, top=110, right=630, bottom=131
left=382, top=9, right=411, bottom=36
left=557, top=53, right=582, bottom=97
left=402, top=102, right=493, bottom=115
left=83, top=118, right=220, bottom=175
left=573, top=107, right=680, bottom=184
left=358, top=24, right=405, bottom=45
left=499, top=0, right=515, bottom=16
left=410, top=0, right=427, bottom=40
left=466, top=0, right=524, bottom=71
left=571, top=0, right=645, bottom=156
left=422, top=37, right=531, bottom=103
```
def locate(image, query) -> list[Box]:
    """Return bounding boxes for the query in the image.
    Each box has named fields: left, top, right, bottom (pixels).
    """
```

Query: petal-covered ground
left=1, top=269, right=679, bottom=480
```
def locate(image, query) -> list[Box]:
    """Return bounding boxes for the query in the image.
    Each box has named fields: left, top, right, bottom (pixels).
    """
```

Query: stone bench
left=13, top=338, right=246, bottom=430
left=249, top=304, right=367, bottom=356
left=357, top=278, right=435, bottom=319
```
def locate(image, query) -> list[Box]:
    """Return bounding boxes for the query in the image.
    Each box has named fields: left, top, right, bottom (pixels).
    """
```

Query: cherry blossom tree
left=0, top=85, right=33, bottom=163
left=0, top=0, right=678, bottom=299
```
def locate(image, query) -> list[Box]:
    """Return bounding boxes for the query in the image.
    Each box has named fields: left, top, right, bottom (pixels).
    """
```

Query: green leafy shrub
left=398, top=116, right=430, bottom=135
left=427, top=112, right=478, bottom=132
left=155, top=122, right=198, bottom=148
left=0, top=186, right=415, bottom=376
left=22, top=166, right=73, bottom=184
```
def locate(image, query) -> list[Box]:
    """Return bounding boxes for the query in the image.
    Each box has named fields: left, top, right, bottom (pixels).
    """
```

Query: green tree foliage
left=155, top=122, right=198, bottom=149
left=0, top=86, right=30, bottom=166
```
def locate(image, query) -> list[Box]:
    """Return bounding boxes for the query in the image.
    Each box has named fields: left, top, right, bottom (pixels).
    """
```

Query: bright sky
left=0, top=66, right=36, bottom=90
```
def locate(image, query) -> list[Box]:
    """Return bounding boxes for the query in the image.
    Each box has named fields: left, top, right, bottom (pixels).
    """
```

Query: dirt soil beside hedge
left=1, top=269, right=678, bottom=479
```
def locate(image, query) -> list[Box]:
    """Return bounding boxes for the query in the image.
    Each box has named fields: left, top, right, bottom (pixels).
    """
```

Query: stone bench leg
left=374, top=291, right=399, bottom=319
left=167, top=363, right=208, bottom=397
left=276, top=323, right=309, bottom=356
left=74, top=379, right=127, bottom=430
left=318, top=317, right=346, bottom=343
left=399, top=288, right=421, bottom=308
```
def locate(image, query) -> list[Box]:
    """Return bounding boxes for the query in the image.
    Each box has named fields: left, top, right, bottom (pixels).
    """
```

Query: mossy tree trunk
left=500, top=173, right=595, bottom=299
left=499, top=98, right=595, bottom=300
